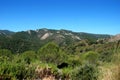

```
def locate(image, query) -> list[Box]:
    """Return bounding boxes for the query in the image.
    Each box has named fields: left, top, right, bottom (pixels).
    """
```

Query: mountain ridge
left=0, top=28, right=114, bottom=53
left=0, top=30, right=14, bottom=35
left=0, top=28, right=113, bottom=35
left=0, top=28, right=112, bottom=43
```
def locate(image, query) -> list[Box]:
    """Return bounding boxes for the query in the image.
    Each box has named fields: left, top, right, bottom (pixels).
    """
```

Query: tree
left=72, top=64, right=98, bottom=80
left=83, top=51, right=99, bottom=64
left=0, top=49, right=13, bottom=62
left=20, top=51, right=37, bottom=64
left=38, top=42, right=67, bottom=64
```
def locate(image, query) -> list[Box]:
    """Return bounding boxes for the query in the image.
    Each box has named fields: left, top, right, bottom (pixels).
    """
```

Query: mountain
left=109, top=34, right=120, bottom=42
left=0, top=30, right=14, bottom=35
left=0, top=28, right=111, bottom=53
left=12, top=28, right=111, bottom=45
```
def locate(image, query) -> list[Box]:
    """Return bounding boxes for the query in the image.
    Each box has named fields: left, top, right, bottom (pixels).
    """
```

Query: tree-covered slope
left=0, top=28, right=111, bottom=53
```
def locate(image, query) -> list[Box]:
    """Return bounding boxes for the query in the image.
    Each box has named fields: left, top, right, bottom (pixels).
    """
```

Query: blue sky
left=0, top=0, right=120, bottom=34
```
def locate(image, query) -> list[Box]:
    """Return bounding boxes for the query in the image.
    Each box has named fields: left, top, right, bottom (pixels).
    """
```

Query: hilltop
left=0, top=28, right=111, bottom=53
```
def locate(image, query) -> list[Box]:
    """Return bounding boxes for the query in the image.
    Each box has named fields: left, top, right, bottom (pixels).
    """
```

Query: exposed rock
left=27, top=30, right=31, bottom=35
left=72, top=35, right=81, bottom=40
left=41, top=33, right=53, bottom=40
left=109, top=34, right=120, bottom=42
left=57, top=31, right=60, bottom=33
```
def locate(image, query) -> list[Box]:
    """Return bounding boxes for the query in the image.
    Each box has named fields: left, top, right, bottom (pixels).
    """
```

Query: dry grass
left=98, top=51, right=120, bottom=80
left=99, top=64, right=120, bottom=80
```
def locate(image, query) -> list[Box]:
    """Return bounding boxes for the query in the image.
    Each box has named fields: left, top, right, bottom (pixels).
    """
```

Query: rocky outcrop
left=109, top=34, right=120, bottom=42
left=40, top=33, right=53, bottom=40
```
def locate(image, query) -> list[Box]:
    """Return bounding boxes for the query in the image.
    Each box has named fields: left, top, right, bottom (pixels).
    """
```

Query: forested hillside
left=0, top=29, right=120, bottom=80
left=0, top=29, right=110, bottom=53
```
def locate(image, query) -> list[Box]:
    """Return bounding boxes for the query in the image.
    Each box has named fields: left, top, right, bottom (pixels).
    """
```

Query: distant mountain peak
left=0, top=28, right=112, bottom=53
left=0, top=30, right=14, bottom=35
left=0, top=28, right=111, bottom=43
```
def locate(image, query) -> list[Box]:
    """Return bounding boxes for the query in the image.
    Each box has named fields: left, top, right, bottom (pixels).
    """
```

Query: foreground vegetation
left=0, top=39, right=120, bottom=80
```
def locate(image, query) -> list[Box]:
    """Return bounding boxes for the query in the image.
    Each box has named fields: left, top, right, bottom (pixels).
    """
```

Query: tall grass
left=99, top=64, right=120, bottom=80
left=98, top=52, right=120, bottom=80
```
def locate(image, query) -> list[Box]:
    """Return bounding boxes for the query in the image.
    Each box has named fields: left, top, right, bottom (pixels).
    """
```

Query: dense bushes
left=0, top=49, right=13, bottom=60
left=38, top=42, right=67, bottom=64
left=71, top=64, right=98, bottom=80
left=0, top=63, right=35, bottom=80
left=21, top=51, right=38, bottom=64
left=82, top=51, right=99, bottom=64
left=0, top=41, right=120, bottom=79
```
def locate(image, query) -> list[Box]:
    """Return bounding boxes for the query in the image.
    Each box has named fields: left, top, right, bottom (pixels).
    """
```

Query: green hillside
left=0, top=29, right=110, bottom=53
left=0, top=29, right=120, bottom=80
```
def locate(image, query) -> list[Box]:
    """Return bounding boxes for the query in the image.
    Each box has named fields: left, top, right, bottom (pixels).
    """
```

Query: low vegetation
left=0, top=29, right=120, bottom=79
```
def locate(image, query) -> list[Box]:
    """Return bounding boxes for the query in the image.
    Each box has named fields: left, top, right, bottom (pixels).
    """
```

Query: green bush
left=0, top=49, right=13, bottom=60
left=21, top=50, right=37, bottom=64
left=38, top=42, right=67, bottom=64
left=0, top=63, right=35, bottom=80
left=82, top=51, right=99, bottom=64
left=99, top=51, right=113, bottom=63
left=71, top=64, right=98, bottom=80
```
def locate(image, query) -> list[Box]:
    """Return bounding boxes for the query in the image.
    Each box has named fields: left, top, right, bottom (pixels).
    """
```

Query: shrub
left=0, top=49, right=13, bottom=61
left=0, top=63, right=35, bottom=80
left=21, top=50, right=37, bottom=64
left=82, top=51, right=99, bottom=64
left=38, top=42, right=67, bottom=64
left=71, top=64, right=98, bottom=80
